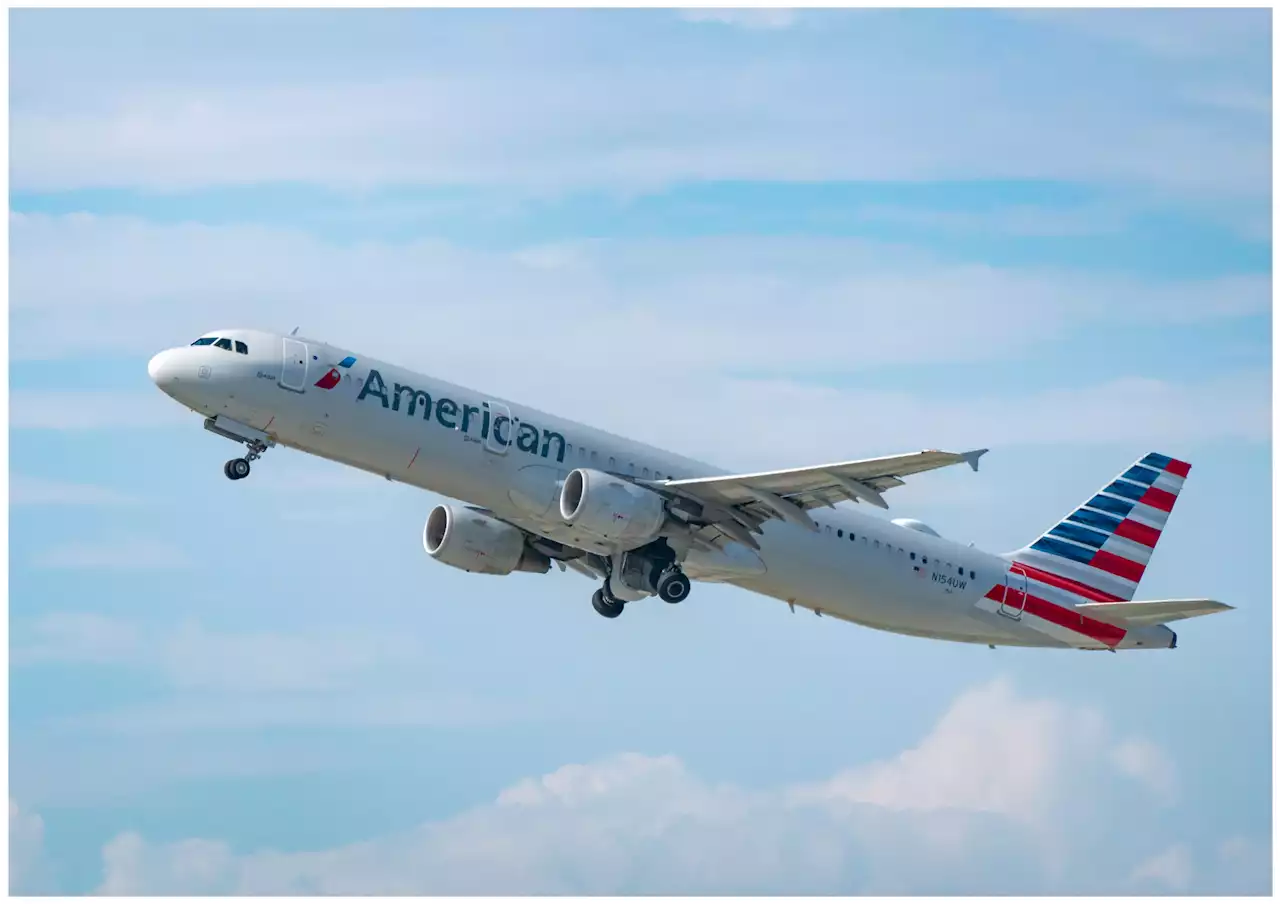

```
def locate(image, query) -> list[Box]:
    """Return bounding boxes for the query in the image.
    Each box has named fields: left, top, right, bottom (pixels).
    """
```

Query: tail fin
left=1007, top=452, right=1190, bottom=603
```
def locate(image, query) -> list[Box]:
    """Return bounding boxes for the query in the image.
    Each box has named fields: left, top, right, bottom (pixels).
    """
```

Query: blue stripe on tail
left=1050, top=521, right=1110, bottom=548
left=1031, top=536, right=1096, bottom=564
left=1121, top=464, right=1160, bottom=485
left=1067, top=508, right=1123, bottom=533
left=1086, top=494, right=1134, bottom=517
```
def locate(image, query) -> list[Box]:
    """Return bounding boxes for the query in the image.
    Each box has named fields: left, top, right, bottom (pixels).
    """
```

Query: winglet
left=962, top=449, right=988, bottom=472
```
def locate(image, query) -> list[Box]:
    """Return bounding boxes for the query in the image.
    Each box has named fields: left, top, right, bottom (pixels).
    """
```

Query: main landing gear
left=592, top=586, right=625, bottom=619
left=656, top=568, right=691, bottom=604
left=591, top=562, right=691, bottom=619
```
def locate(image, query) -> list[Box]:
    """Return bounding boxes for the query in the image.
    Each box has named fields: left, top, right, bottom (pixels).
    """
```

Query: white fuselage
left=147, top=329, right=1171, bottom=650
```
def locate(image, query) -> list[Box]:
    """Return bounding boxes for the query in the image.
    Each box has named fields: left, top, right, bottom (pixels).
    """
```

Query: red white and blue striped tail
left=1008, top=452, right=1190, bottom=603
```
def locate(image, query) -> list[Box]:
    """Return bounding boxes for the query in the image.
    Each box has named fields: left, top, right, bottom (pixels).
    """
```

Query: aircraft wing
left=1074, top=598, right=1234, bottom=627
left=655, top=448, right=987, bottom=547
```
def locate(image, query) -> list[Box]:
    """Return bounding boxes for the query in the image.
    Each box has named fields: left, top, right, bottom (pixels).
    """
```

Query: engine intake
left=559, top=468, right=667, bottom=548
left=423, top=504, right=550, bottom=575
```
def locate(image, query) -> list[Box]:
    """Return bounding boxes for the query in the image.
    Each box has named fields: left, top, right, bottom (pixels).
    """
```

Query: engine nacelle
left=423, top=504, right=550, bottom=575
left=559, top=468, right=667, bottom=548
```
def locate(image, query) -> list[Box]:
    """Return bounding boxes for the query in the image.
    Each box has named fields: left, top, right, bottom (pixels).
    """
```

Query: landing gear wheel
left=225, top=458, right=251, bottom=480
left=657, top=569, right=691, bottom=604
left=592, top=588, right=623, bottom=619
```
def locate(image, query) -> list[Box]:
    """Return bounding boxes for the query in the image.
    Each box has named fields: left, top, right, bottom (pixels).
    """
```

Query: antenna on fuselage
left=290, top=326, right=300, bottom=336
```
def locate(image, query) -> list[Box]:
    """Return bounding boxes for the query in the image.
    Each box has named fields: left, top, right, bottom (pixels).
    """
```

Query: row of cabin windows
left=191, top=336, right=249, bottom=355
left=820, top=522, right=976, bottom=580
left=562, top=442, right=674, bottom=482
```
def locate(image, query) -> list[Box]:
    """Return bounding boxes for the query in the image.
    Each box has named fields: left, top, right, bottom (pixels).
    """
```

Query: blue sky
left=8, top=7, right=1272, bottom=894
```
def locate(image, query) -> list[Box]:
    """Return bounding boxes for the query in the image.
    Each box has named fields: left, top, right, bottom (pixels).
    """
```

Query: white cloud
left=10, top=475, right=139, bottom=506
left=792, top=679, right=1107, bottom=827
left=1214, top=836, right=1272, bottom=893
left=13, top=216, right=1267, bottom=368
left=11, top=612, right=545, bottom=734
left=854, top=201, right=1132, bottom=237
left=31, top=537, right=191, bottom=571
left=13, top=613, right=427, bottom=693
left=83, top=679, right=1182, bottom=894
left=53, top=692, right=542, bottom=735
left=12, top=612, right=143, bottom=666
left=1130, top=842, right=1193, bottom=891
left=8, top=12, right=1268, bottom=198
left=678, top=8, right=797, bottom=30
left=9, top=799, right=48, bottom=893
left=1110, top=737, right=1179, bottom=803
left=10, top=388, right=187, bottom=430
left=1013, top=9, right=1269, bottom=60
left=8, top=215, right=1270, bottom=462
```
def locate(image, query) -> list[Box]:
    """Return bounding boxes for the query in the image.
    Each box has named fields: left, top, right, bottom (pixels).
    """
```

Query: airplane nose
left=147, top=350, right=180, bottom=389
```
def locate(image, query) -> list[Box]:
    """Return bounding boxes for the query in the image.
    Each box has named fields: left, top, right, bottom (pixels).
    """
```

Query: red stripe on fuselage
left=1011, top=562, right=1125, bottom=603
left=1165, top=459, right=1191, bottom=478
left=1114, top=518, right=1161, bottom=548
left=984, top=586, right=1127, bottom=647
left=1089, top=549, right=1146, bottom=582
left=1139, top=486, right=1177, bottom=512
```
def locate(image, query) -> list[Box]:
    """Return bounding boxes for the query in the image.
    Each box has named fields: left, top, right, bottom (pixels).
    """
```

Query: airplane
left=147, top=328, right=1232, bottom=651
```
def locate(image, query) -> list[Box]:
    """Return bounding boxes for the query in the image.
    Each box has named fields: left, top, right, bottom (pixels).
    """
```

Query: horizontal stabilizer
left=1074, top=598, right=1233, bottom=627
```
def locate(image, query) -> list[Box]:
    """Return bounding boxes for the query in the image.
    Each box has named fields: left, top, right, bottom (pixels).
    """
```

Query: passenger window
left=970, top=570, right=976, bottom=579
left=609, top=457, right=616, bottom=469
left=191, top=337, right=216, bottom=346
left=958, top=565, right=964, bottom=575
left=910, top=552, right=916, bottom=561
left=214, top=338, right=233, bottom=350
left=590, top=451, right=598, bottom=464
left=235, top=341, right=248, bottom=354
left=922, top=556, right=928, bottom=565
left=837, top=529, right=843, bottom=538
left=642, top=468, right=650, bottom=478
left=874, top=540, right=880, bottom=549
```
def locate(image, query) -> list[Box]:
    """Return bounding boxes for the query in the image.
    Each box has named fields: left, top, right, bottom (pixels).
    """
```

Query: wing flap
left=660, top=448, right=986, bottom=530
left=1074, top=598, right=1233, bottom=627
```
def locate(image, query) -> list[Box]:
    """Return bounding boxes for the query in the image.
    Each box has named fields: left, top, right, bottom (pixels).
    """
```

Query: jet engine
left=559, top=468, right=668, bottom=548
left=423, top=504, right=550, bottom=575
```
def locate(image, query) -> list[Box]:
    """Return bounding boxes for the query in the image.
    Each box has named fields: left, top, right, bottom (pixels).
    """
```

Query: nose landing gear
left=223, top=439, right=268, bottom=480
left=204, top=416, right=273, bottom=481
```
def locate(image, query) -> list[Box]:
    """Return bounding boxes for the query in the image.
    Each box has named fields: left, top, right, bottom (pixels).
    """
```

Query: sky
left=7, top=7, right=1273, bottom=895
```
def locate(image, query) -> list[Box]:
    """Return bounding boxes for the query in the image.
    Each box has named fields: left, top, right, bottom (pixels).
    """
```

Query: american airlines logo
left=355, top=368, right=568, bottom=464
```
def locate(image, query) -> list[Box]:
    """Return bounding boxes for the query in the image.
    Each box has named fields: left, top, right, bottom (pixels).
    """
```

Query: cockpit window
left=214, top=338, right=233, bottom=350
left=234, top=340, right=248, bottom=355
left=191, top=337, right=216, bottom=346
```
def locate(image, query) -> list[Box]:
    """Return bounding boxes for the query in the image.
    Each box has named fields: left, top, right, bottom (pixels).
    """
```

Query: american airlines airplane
left=148, top=328, right=1231, bottom=651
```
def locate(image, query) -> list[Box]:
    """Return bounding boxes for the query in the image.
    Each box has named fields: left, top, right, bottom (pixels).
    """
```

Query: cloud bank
left=16, top=678, right=1264, bottom=896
